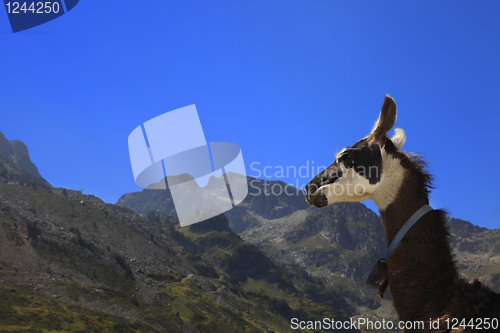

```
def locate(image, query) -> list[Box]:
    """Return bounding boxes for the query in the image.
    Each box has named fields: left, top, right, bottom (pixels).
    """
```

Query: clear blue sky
left=1, top=1, right=499, bottom=229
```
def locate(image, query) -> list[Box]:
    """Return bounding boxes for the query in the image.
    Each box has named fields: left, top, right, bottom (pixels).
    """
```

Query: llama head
left=305, top=95, right=407, bottom=211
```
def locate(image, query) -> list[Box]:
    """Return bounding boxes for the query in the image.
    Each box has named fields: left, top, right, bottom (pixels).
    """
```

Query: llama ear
left=391, top=128, right=406, bottom=150
left=368, top=95, right=396, bottom=145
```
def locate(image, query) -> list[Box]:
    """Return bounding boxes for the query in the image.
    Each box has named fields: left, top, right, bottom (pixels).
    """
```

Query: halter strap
left=384, top=204, right=433, bottom=259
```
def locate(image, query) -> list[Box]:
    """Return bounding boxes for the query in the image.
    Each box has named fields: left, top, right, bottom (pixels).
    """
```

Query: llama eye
left=341, top=153, right=351, bottom=161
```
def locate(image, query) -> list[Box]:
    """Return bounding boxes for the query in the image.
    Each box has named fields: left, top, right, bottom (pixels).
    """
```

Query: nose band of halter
left=367, top=204, right=433, bottom=298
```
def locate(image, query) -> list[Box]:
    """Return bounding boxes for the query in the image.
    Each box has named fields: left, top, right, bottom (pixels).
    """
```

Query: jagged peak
left=0, top=130, right=50, bottom=187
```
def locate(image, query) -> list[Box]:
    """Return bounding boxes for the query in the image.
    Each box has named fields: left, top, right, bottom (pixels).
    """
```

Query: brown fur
left=368, top=95, right=397, bottom=145
left=381, top=149, right=500, bottom=332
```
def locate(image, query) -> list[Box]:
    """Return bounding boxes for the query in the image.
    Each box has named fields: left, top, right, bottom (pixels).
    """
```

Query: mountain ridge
left=0, top=130, right=49, bottom=187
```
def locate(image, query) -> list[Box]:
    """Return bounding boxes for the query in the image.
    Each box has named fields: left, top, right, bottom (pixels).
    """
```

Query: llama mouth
left=305, top=191, right=328, bottom=208
left=305, top=180, right=333, bottom=208
left=305, top=164, right=342, bottom=208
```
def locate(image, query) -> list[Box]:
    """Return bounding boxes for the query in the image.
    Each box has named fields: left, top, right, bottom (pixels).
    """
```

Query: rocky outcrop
left=0, top=130, right=50, bottom=188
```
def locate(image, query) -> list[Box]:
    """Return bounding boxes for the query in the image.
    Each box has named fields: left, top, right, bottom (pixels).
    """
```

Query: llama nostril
left=305, top=184, right=313, bottom=195
left=305, top=182, right=321, bottom=198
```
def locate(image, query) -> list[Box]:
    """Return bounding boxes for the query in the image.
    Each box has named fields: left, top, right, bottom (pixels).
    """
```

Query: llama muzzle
left=305, top=164, right=341, bottom=207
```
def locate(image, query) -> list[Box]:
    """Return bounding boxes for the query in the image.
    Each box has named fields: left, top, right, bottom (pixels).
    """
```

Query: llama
left=305, top=96, right=500, bottom=332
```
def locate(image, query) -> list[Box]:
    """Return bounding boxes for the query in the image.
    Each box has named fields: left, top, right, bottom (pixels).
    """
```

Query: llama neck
left=378, top=170, right=458, bottom=321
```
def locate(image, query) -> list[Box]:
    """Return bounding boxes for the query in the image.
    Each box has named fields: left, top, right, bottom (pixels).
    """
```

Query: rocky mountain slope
left=0, top=131, right=356, bottom=332
left=117, top=177, right=310, bottom=234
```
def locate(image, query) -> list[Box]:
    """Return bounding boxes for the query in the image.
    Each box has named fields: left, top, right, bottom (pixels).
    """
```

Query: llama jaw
left=305, top=191, right=328, bottom=208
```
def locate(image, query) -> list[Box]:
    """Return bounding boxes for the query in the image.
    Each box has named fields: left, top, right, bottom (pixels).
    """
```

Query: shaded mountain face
left=448, top=218, right=500, bottom=289
left=240, top=200, right=391, bottom=315
left=117, top=182, right=177, bottom=217
left=117, top=177, right=386, bottom=283
left=243, top=202, right=387, bottom=280
left=117, top=176, right=310, bottom=233
left=0, top=136, right=356, bottom=332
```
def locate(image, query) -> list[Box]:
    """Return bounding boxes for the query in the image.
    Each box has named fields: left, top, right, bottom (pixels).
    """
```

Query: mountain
left=448, top=218, right=500, bottom=288
left=0, top=130, right=50, bottom=188
left=117, top=177, right=310, bottom=233
left=118, top=174, right=500, bottom=326
left=0, top=133, right=357, bottom=332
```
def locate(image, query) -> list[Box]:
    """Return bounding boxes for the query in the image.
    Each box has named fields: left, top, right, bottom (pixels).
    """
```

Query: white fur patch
left=391, top=128, right=406, bottom=150
left=371, top=147, right=405, bottom=211
left=320, top=162, right=378, bottom=204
